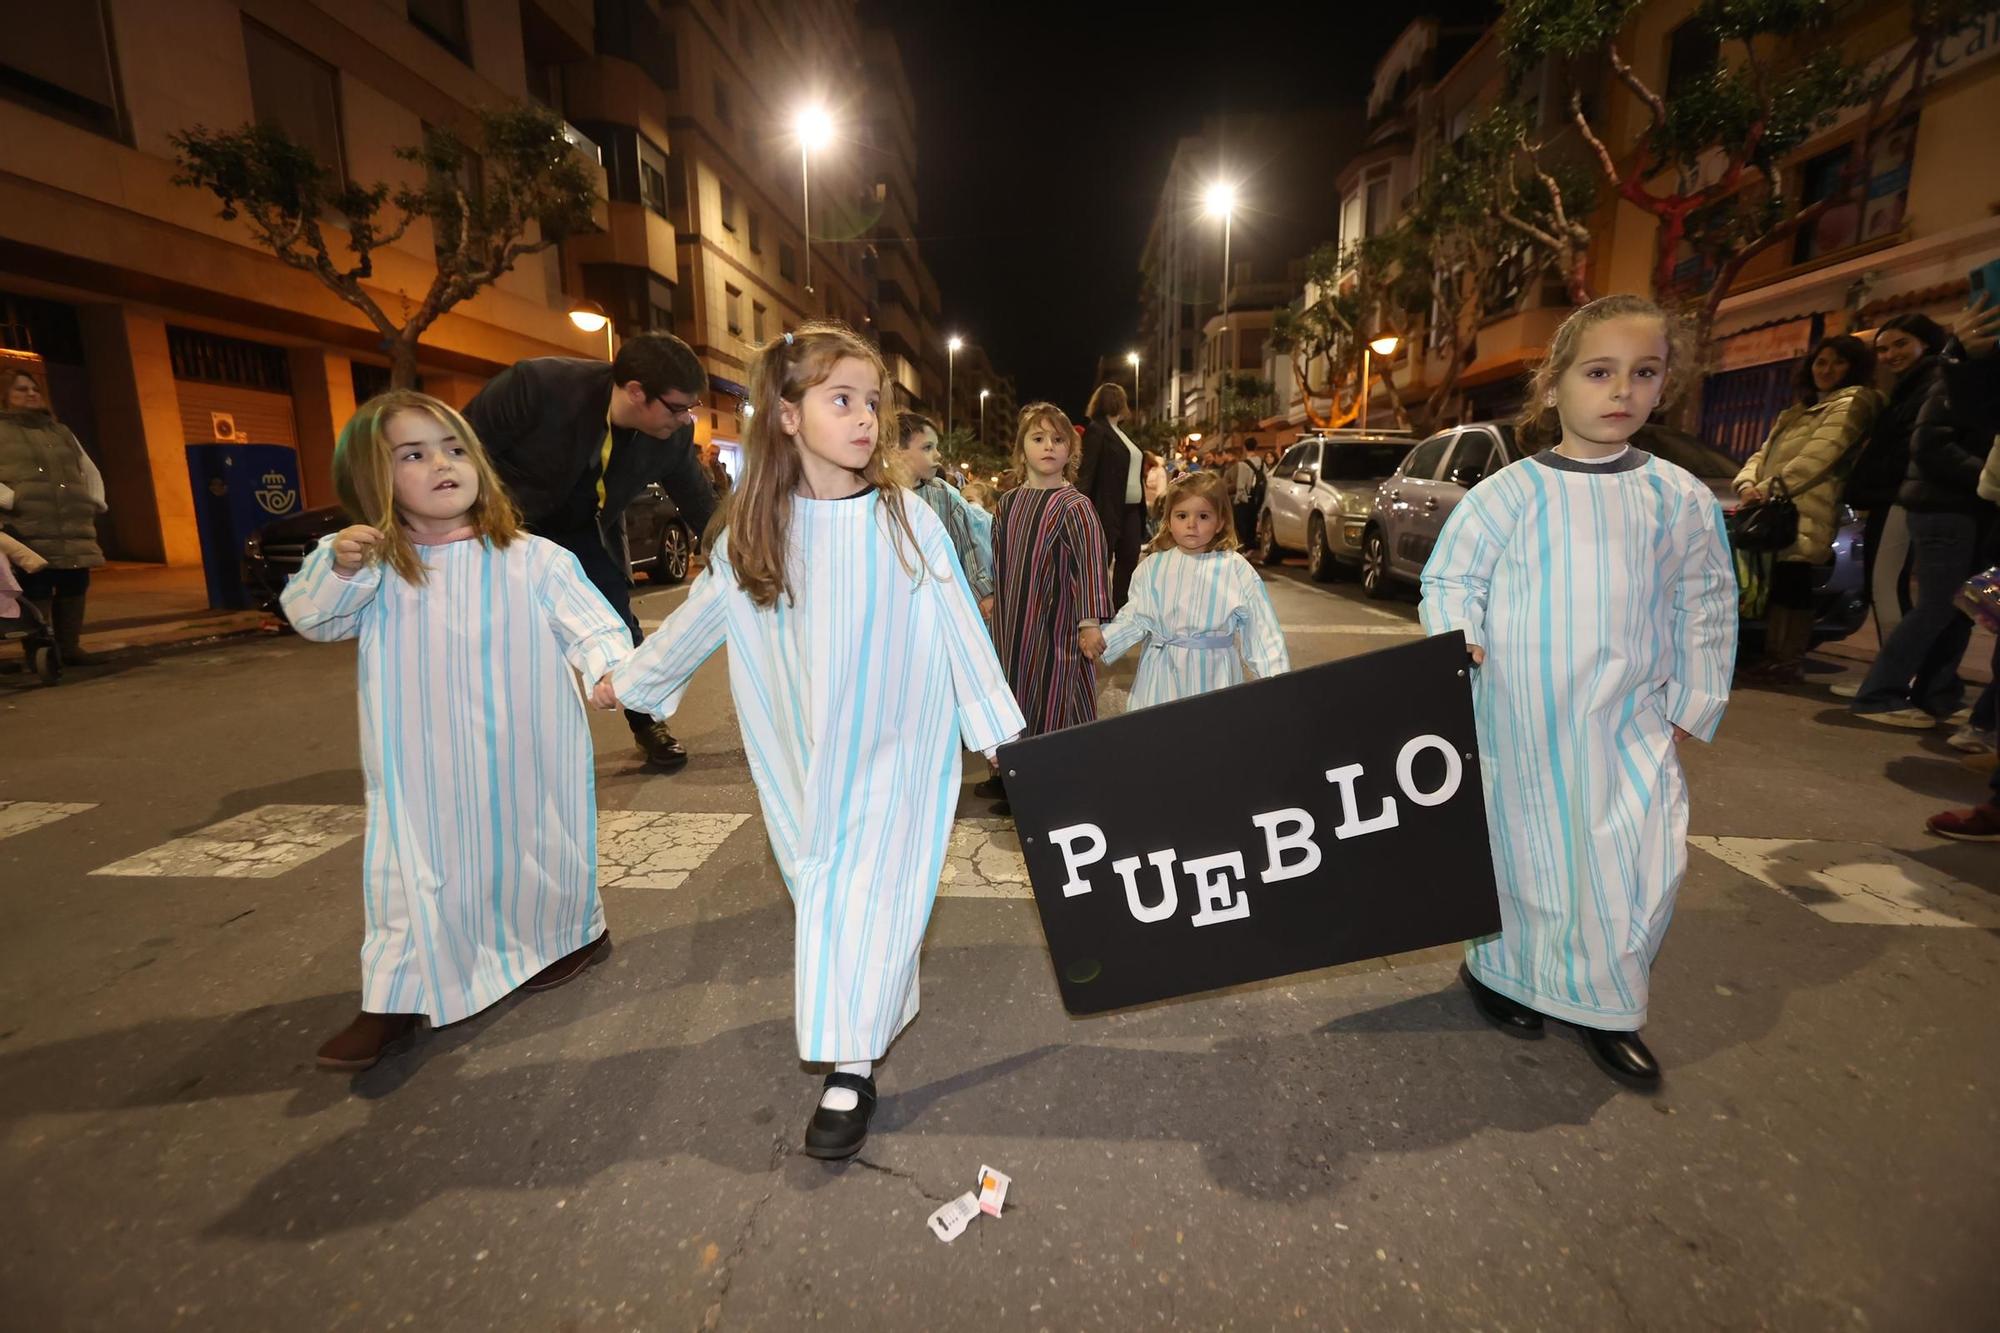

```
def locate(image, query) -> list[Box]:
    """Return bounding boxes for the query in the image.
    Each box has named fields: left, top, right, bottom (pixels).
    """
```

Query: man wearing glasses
left=465, top=331, right=717, bottom=772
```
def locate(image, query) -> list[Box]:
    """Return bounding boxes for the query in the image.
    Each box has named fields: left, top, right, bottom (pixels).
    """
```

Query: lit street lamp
left=567, top=299, right=614, bottom=360
left=1126, top=349, right=1140, bottom=404
left=947, top=334, right=963, bottom=434
left=979, top=386, right=990, bottom=447
left=1204, top=182, right=1237, bottom=399
left=794, top=105, right=833, bottom=296
left=1360, top=333, right=1401, bottom=432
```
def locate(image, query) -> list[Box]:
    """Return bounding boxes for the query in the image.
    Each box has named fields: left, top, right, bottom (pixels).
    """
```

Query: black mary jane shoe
left=1581, top=1027, right=1661, bottom=1086
left=972, top=775, right=1006, bottom=800
left=803, top=1072, right=877, bottom=1161
left=1461, top=965, right=1545, bottom=1037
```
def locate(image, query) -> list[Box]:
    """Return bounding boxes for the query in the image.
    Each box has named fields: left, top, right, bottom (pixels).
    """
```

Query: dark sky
left=858, top=0, right=1501, bottom=414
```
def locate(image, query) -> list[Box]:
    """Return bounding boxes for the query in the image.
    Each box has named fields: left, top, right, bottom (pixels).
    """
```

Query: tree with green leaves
left=172, top=102, right=601, bottom=388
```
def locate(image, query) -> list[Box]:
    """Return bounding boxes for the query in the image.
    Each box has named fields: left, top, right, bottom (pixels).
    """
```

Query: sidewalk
left=1807, top=614, right=1993, bottom=688
left=73, top=563, right=265, bottom=657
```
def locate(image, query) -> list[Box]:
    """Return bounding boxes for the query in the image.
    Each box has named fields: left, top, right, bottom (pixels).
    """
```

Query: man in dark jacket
left=465, top=332, right=716, bottom=771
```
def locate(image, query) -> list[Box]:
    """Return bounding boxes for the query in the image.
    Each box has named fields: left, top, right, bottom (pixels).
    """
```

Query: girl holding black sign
left=1419, top=295, right=1738, bottom=1086
left=1084, top=470, right=1289, bottom=707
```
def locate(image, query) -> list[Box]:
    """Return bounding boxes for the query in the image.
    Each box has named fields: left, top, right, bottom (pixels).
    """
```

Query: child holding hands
left=283, top=391, right=631, bottom=1072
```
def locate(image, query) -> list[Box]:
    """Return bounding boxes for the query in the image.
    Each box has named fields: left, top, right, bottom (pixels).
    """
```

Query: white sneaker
left=1829, top=681, right=1861, bottom=699
left=1853, top=707, right=1940, bottom=730
left=1947, top=724, right=1997, bottom=754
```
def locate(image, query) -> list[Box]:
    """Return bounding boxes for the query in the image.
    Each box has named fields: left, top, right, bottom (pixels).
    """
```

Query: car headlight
left=1339, top=491, right=1372, bottom=515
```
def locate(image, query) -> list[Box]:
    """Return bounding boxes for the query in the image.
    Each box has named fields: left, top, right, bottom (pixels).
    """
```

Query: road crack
left=848, top=1154, right=953, bottom=1203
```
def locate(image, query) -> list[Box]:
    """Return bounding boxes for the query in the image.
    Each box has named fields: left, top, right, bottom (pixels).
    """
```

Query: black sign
left=997, top=633, right=1501, bottom=1014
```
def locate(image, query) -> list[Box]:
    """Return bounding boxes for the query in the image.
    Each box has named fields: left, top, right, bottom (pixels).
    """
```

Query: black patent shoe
left=634, top=720, right=689, bottom=771
left=972, top=775, right=1005, bottom=800
left=1461, top=965, right=1544, bottom=1036
left=1582, top=1027, right=1661, bottom=1085
left=804, top=1072, right=877, bottom=1160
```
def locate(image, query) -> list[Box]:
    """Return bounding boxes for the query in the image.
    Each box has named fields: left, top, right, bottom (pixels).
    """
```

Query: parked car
left=1253, top=429, right=1417, bottom=580
left=242, top=482, right=698, bottom=615
left=1357, top=420, right=1866, bottom=643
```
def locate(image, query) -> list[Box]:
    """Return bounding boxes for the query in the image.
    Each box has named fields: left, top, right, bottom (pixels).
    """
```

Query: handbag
left=1727, top=479, right=1800, bottom=553
left=1955, top=565, right=2000, bottom=635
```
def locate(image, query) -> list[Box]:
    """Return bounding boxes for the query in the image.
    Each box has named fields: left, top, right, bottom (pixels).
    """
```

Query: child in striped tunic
left=1419, top=295, right=1737, bottom=1086
left=283, top=391, right=632, bottom=1073
left=606, top=324, right=1024, bottom=1160
left=1085, top=470, right=1289, bottom=708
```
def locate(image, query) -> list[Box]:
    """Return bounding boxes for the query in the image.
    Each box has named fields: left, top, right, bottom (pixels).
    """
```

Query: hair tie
left=783, top=332, right=794, bottom=345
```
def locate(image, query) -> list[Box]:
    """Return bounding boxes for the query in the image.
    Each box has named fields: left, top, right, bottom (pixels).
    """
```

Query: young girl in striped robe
left=1419, top=295, right=1737, bottom=1086
left=605, top=324, right=1023, bottom=1160
left=1084, top=469, right=1289, bottom=708
left=283, top=391, right=632, bottom=1073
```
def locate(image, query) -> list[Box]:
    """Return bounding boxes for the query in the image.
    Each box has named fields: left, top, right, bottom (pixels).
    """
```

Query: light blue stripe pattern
left=1098, top=548, right=1290, bottom=710
left=282, top=534, right=631, bottom=1024
left=1419, top=454, right=1738, bottom=1030
left=613, top=494, right=1025, bottom=1062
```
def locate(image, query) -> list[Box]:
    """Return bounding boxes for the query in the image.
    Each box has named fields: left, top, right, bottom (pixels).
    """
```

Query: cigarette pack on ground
left=927, top=1192, right=980, bottom=1243
left=976, top=1164, right=1011, bottom=1217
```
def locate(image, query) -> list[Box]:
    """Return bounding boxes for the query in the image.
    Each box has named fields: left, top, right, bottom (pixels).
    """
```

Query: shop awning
left=1457, top=346, right=1540, bottom=389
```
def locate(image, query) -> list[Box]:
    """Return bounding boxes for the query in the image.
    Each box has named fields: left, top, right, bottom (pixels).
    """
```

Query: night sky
left=859, top=0, right=1502, bottom=416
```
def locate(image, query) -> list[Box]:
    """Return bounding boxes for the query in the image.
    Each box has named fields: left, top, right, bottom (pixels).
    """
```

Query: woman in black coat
left=1841, top=314, right=1948, bottom=649
left=1075, top=381, right=1147, bottom=607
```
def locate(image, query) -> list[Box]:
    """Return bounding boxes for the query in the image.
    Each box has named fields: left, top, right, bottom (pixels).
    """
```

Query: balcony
left=566, top=200, right=679, bottom=284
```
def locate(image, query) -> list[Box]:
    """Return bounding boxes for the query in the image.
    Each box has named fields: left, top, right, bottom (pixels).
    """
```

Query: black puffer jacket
left=1844, top=356, right=1939, bottom=510
left=1900, top=341, right=2000, bottom=515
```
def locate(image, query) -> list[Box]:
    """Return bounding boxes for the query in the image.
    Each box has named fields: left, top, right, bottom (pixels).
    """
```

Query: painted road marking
left=1692, top=836, right=2000, bottom=928
left=0, top=801, right=98, bottom=842
left=598, top=811, right=751, bottom=889
left=91, top=804, right=365, bottom=879
left=938, top=818, right=1033, bottom=900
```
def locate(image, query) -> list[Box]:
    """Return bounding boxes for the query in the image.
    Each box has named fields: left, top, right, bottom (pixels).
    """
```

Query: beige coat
left=1733, top=385, right=1883, bottom=564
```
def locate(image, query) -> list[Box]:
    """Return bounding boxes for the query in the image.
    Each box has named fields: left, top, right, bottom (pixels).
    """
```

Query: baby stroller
left=0, top=597, right=59, bottom=685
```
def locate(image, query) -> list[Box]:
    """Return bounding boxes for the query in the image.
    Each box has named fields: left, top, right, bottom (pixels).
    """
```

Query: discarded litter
left=927, top=1192, right=981, bottom=1243
left=977, top=1164, right=1011, bottom=1217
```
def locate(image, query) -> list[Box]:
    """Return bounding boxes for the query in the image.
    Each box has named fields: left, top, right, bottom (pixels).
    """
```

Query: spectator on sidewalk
left=1076, top=382, right=1148, bottom=608
left=0, top=368, right=108, bottom=665
left=1230, top=438, right=1268, bottom=550
left=463, top=333, right=716, bottom=772
left=1733, top=336, right=1882, bottom=685
left=1850, top=301, right=2000, bottom=731
left=1842, top=315, right=1948, bottom=652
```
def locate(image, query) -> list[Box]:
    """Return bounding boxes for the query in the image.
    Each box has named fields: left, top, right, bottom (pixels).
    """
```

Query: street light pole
left=947, top=335, right=962, bottom=435
left=1361, top=333, right=1401, bottom=432
left=1204, top=182, right=1237, bottom=430
left=979, top=387, right=989, bottom=448
left=794, top=106, right=833, bottom=301
left=1127, top=350, right=1140, bottom=406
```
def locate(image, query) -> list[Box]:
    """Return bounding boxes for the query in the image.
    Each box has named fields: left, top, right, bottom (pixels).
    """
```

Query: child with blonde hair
left=282, top=390, right=632, bottom=1072
left=605, top=324, right=1022, bottom=1160
left=1420, top=294, right=1736, bottom=1086
left=1086, top=470, right=1288, bottom=708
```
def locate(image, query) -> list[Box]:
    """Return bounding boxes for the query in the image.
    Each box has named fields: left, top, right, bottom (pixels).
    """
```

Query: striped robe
left=612, top=490, right=1023, bottom=1062
left=991, top=484, right=1113, bottom=735
left=1420, top=449, right=1737, bottom=1030
left=1099, top=548, right=1290, bottom=709
left=282, top=533, right=631, bottom=1025
left=911, top=477, right=994, bottom=598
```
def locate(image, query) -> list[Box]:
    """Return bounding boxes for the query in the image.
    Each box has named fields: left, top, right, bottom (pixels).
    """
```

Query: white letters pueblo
left=1042, top=732, right=1464, bottom=928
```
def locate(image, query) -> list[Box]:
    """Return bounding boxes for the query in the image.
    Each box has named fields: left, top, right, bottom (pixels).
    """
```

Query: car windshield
left=1630, top=428, right=1739, bottom=480
left=1320, top=445, right=1414, bottom=481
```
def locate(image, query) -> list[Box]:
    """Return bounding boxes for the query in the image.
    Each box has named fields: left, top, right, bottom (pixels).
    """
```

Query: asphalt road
left=2, top=555, right=1996, bottom=1331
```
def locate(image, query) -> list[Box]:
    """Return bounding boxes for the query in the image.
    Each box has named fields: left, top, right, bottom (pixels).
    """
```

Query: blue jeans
left=1852, top=511, right=1982, bottom=717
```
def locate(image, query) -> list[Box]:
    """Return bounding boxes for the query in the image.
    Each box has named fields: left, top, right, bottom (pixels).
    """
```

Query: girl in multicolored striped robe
left=283, top=390, right=632, bottom=1074
left=607, top=324, right=1024, bottom=1161
left=982, top=402, right=1114, bottom=815
left=1086, top=469, right=1288, bottom=707
left=1419, top=295, right=1737, bottom=1087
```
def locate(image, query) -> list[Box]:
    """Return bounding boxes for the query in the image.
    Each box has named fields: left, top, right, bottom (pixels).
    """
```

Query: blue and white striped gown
left=1420, top=450, right=1737, bottom=1030
left=613, top=490, right=1024, bottom=1062
left=282, top=533, right=632, bottom=1025
left=1099, top=548, right=1290, bottom=709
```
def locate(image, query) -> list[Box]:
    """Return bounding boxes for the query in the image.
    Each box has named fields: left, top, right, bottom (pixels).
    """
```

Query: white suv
left=1255, top=431, right=1417, bottom=581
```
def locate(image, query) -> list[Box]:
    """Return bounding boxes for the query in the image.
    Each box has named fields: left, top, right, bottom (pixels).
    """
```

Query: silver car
left=1254, top=430, right=1416, bottom=581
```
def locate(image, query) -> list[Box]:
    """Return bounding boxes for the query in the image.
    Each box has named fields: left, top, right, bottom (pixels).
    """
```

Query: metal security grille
left=167, top=326, right=292, bottom=392
left=1701, top=359, right=1799, bottom=461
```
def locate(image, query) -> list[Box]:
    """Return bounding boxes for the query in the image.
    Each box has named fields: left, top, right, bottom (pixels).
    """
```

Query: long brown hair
left=1517, top=294, right=1697, bottom=440
left=725, top=321, right=921, bottom=607
left=1011, top=401, right=1081, bottom=484
left=333, top=389, right=523, bottom=585
left=1147, top=471, right=1238, bottom=553
left=1085, top=382, right=1128, bottom=420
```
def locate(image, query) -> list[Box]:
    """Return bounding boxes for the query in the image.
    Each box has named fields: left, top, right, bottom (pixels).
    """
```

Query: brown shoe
left=315, top=1011, right=419, bottom=1071
left=522, top=931, right=610, bottom=992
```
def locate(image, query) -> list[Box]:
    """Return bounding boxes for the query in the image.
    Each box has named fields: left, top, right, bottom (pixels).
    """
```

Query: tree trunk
left=389, top=336, right=420, bottom=390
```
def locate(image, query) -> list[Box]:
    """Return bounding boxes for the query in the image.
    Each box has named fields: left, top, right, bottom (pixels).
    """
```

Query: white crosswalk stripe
left=0, top=800, right=97, bottom=842
left=91, top=804, right=365, bottom=879
left=938, top=818, right=1032, bottom=899
left=1692, top=837, right=2000, bottom=928
left=598, top=811, right=751, bottom=889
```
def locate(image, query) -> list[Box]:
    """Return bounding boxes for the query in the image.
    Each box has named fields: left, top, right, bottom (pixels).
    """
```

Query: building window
left=408, top=0, right=471, bottom=63
left=648, top=275, right=674, bottom=331
left=748, top=210, right=762, bottom=253
left=1664, top=18, right=1719, bottom=101
left=638, top=135, right=668, bottom=216
left=753, top=301, right=767, bottom=342
left=1364, top=172, right=1390, bottom=238
left=0, top=1, right=125, bottom=140
left=713, top=77, right=734, bottom=128
left=720, top=183, right=737, bottom=232
left=243, top=20, right=346, bottom=184
left=1791, top=113, right=1920, bottom=264
left=167, top=327, right=293, bottom=392
left=779, top=243, right=798, bottom=284
left=594, top=0, right=676, bottom=90
left=726, top=285, right=743, bottom=336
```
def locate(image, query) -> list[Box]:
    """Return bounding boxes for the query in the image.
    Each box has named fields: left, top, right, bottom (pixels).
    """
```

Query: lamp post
left=978, top=387, right=990, bottom=448
left=568, top=299, right=614, bottom=360
left=946, top=334, right=963, bottom=434
left=1126, top=350, right=1140, bottom=406
left=1204, top=182, right=1237, bottom=418
left=1360, top=333, right=1401, bottom=431
left=794, top=106, right=833, bottom=297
